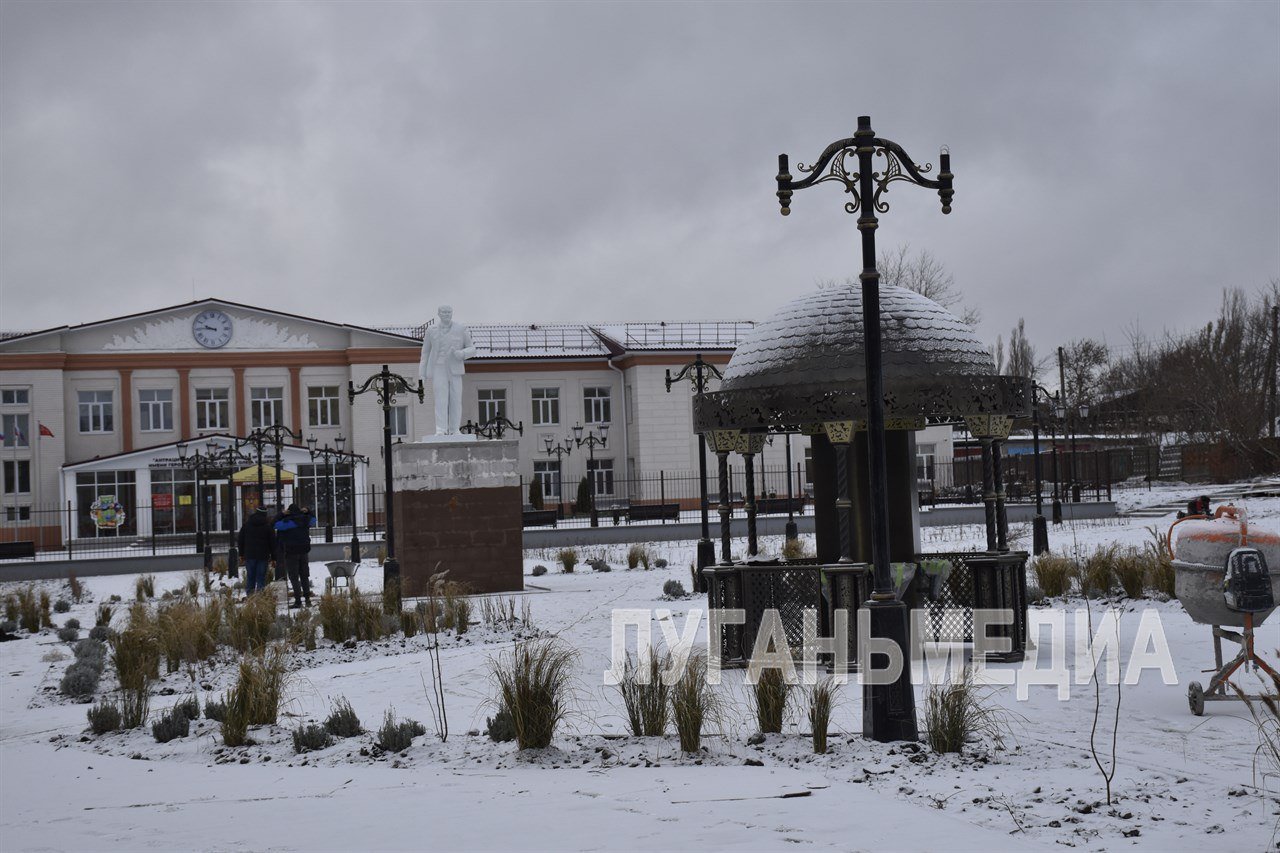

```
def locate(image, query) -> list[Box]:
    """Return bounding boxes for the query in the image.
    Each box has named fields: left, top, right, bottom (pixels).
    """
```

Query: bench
left=0, top=541, right=36, bottom=560
left=756, top=497, right=807, bottom=515
left=522, top=509, right=558, bottom=528
left=324, top=561, right=359, bottom=593
left=627, top=502, right=681, bottom=523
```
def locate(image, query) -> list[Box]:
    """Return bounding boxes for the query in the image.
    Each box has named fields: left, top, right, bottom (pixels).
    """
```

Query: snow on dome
left=720, top=284, right=994, bottom=392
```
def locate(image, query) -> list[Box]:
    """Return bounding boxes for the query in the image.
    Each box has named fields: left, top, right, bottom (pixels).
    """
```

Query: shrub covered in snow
left=65, top=618, right=81, bottom=630
left=86, top=700, right=121, bottom=735
left=662, top=580, right=686, bottom=599
left=485, top=705, right=516, bottom=742
left=557, top=548, right=578, bottom=573
left=653, top=558, right=668, bottom=569
left=54, top=599, right=71, bottom=614
left=173, top=696, right=200, bottom=721
left=151, top=707, right=191, bottom=743
left=88, top=625, right=115, bottom=642
left=375, top=709, right=426, bottom=752
left=57, top=626, right=80, bottom=643
left=204, top=698, right=228, bottom=722
left=292, top=723, right=334, bottom=754
left=325, top=697, right=363, bottom=738
left=531, top=565, right=548, bottom=577
left=59, top=662, right=100, bottom=700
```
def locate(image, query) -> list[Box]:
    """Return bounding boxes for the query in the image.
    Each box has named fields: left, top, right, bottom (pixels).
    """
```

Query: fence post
left=659, top=471, right=666, bottom=524
left=66, top=501, right=73, bottom=559
left=151, top=518, right=157, bottom=556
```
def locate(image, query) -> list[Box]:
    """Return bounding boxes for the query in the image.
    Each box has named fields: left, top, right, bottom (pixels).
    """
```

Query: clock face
left=192, top=310, right=234, bottom=349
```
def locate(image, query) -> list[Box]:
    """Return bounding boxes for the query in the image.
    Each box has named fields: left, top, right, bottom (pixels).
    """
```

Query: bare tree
left=877, top=244, right=981, bottom=326
left=1006, top=318, right=1040, bottom=380
left=1059, top=338, right=1110, bottom=410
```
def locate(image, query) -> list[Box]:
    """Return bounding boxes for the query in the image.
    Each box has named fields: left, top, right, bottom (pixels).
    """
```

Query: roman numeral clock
left=192, top=309, right=234, bottom=349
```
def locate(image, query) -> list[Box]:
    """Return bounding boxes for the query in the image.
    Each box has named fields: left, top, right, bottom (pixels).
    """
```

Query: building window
left=916, top=443, right=936, bottom=483
left=1, top=413, right=29, bottom=447
left=583, top=386, right=611, bottom=424
left=478, top=389, right=506, bottom=424
left=195, top=388, right=229, bottom=431
left=74, top=470, right=137, bottom=537
left=531, top=387, right=559, bottom=426
left=588, top=458, right=614, bottom=497
left=250, top=387, right=284, bottom=429
left=533, top=460, right=561, bottom=500
left=803, top=447, right=813, bottom=493
left=149, top=467, right=198, bottom=536
left=4, top=506, right=31, bottom=522
left=308, top=386, right=340, bottom=428
left=138, top=389, right=173, bottom=432
left=78, top=390, right=113, bottom=433
left=391, top=405, right=409, bottom=438
left=3, top=460, right=31, bottom=494
left=1, top=388, right=30, bottom=406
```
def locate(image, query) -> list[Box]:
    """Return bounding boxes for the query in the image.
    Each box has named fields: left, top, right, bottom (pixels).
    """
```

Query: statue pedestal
left=391, top=438, right=523, bottom=596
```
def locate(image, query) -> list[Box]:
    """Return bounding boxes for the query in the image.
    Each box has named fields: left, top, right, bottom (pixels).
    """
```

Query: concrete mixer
left=1167, top=504, right=1279, bottom=715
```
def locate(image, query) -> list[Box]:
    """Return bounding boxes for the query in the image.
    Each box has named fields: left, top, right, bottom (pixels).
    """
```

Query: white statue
left=418, top=305, right=476, bottom=435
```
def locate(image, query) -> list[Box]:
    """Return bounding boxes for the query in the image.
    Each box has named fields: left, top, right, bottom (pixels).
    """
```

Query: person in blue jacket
left=274, top=503, right=317, bottom=608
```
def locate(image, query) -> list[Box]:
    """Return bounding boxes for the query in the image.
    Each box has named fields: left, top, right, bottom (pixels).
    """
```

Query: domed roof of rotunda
left=721, top=284, right=992, bottom=392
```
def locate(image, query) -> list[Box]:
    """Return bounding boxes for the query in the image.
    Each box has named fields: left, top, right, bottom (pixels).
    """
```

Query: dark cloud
left=2, top=0, right=1277, bottom=357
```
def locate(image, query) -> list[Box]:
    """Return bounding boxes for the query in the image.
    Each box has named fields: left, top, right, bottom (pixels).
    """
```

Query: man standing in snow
left=274, top=503, right=317, bottom=608
left=237, top=506, right=275, bottom=594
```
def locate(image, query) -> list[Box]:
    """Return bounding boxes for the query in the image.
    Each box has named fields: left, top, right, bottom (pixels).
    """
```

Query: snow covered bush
left=88, top=625, right=114, bottom=642
left=626, top=545, right=650, bottom=570
left=59, top=662, right=100, bottom=700
left=557, top=548, right=578, bottom=573
left=491, top=638, right=577, bottom=750
left=292, top=723, right=334, bottom=754
left=0, top=620, right=15, bottom=634
left=73, top=638, right=107, bottom=665
left=86, top=700, right=121, bottom=735
left=653, top=558, right=668, bottom=569
left=64, top=618, right=80, bottom=630
left=531, top=565, right=548, bottom=577
left=173, top=696, right=200, bottom=721
left=56, top=626, right=80, bottom=643
left=485, top=705, right=516, bottom=742
left=151, top=707, right=191, bottom=743
left=662, top=580, right=686, bottom=599
left=324, top=698, right=363, bottom=738
left=203, top=698, right=228, bottom=722
left=375, top=709, right=426, bottom=752
left=54, top=598, right=70, bottom=614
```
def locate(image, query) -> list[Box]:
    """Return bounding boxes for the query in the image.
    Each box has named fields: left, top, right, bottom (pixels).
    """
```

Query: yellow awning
left=231, top=464, right=294, bottom=484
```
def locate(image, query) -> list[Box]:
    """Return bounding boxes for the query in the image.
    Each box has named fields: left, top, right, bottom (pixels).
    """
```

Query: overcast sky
left=2, top=0, right=1277, bottom=358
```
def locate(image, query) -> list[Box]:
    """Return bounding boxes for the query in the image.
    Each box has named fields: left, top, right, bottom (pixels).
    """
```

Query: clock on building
left=192, top=309, right=234, bottom=349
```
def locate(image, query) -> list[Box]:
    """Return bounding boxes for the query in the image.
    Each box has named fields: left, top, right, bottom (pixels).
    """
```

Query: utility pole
left=1269, top=304, right=1278, bottom=439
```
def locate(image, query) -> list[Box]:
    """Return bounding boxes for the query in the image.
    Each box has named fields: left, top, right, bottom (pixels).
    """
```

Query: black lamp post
left=176, top=440, right=210, bottom=566
left=349, top=364, right=424, bottom=607
left=542, top=436, right=573, bottom=519
left=461, top=415, right=524, bottom=440
left=776, top=116, right=952, bottom=743
left=1051, top=393, right=1064, bottom=525
left=1030, top=384, right=1055, bottom=555
left=572, top=423, right=609, bottom=528
left=666, top=354, right=723, bottom=584
left=206, top=439, right=251, bottom=572
left=783, top=433, right=798, bottom=541
left=307, top=434, right=345, bottom=544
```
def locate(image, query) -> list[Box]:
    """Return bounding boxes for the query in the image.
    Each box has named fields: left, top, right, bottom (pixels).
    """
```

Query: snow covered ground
left=1, top=492, right=1277, bottom=851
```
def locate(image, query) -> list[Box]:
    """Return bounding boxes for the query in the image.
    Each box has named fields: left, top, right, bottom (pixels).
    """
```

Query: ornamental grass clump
left=289, top=608, right=317, bottom=651
left=112, top=624, right=160, bottom=728
left=1112, top=547, right=1148, bottom=599
left=3, top=594, right=17, bottom=622
left=557, top=548, right=578, bottom=573
left=324, top=697, right=363, bottom=738
left=292, top=723, right=334, bottom=754
left=1032, top=554, right=1076, bottom=599
left=39, top=590, right=53, bottom=628
left=226, top=591, right=277, bottom=652
left=400, top=609, right=418, bottom=638
left=671, top=652, right=716, bottom=753
left=349, top=589, right=386, bottom=642
left=1078, top=545, right=1117, bottom=597
left=752, top=667, right=791, bottom=735
left=318, top=592, right=353, bottom=643
left=781, top=538, right=810, bottom=561
left=15, top=587, right=40, bottom=632
left=617, top=649, right=671, bottom=737
left=808, top=677, right=837, bottom=754
left=67, top=573, right=84, bottom=604
left=95, top=602, right=114, bottom=628
left=922, top=666, right=1011, bottom=754
left=441, top=583, right=471, bottom=635
left=135, top=575, right=155, bottom=601
left=491, top=638, right=577, bottom=750
left=219, top=684, right=252, bottom=747
left=157, top=599, right=214, bottom=672
left=626, top=545, right=651, bottom=570
left=86, top=699, right=122, bottom=735
left=375, top=709, right=426, bottom=752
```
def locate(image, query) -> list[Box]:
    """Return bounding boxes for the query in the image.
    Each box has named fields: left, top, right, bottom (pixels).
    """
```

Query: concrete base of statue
left=391, top=438, right=522, bottom=595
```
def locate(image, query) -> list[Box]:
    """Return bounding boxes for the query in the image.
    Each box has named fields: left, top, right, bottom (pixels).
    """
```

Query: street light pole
left=572, top=423, right=609, bottom=528
left=666, top=354, right=723, bottom=586
left=1051, top=393, right=1064, bottom=525
left=542, top=437, right=573, bottom=519
left=349, top=364, right=424, bottom=609
left=776, top=115, right=952, bottom=743
left=1031, top=384, right=1052, bottom=555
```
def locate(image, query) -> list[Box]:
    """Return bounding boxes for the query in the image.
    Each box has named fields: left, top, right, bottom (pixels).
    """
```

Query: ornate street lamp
left=572, top=423, right=609, bottom=528
left=666, top=353, right=723, bottom=586
left=349, top=364, right=424, bottom=607
left=175, top=440, right=208, bottom=562
left=542, top=436, right=573, bottom=519
left=1030, top=384, right=1056, bottom=554
left=307, top=434, right=346, bottom=544
left=776, top=116, right=953, bottom=743
left=461, top=415, right=525, bottom=440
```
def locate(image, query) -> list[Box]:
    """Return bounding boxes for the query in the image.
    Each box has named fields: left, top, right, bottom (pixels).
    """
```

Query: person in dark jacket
left=237, top=506, right=275, bottom=594
left=274, top=503, right=317, bottom=607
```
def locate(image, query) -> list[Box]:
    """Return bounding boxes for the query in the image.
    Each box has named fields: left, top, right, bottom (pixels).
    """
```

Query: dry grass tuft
left=111, top=625, right=159, bottom=728
left=490, top=638, right=577, bottom=750
left=1032, top=554, right=1075, bottom=598
left=626, top=545, right=651, bottom=570
left=808, top=677, right=837, bottom=754
left=226, top=591, right=277, bottom=652
left=135, top=575, right=155, bottom=601
left=922, top=666, right=1012, bottom=754
left=781, top=538, right=809, bottom=562
left=557, top=548, right=578, bottom=573
left=1111, top=547, right=1147, bottom=599
left=671, top=652, right=717, bottom=753
left=752, top=667, right=791, bottom=734
left=1078, top=545, right=1117, bottom=597
left=618, top=649, right=671, bottom=737
left=67, top=573, right=84, bottom=604
left=16, top=587, right=41, bottom=633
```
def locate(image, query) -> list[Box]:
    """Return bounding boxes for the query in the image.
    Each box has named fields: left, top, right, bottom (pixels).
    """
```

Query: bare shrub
left=617, top=649, right=670, bottom=737
left=67, top=573, right=84, bottom=604
left=87, top=699, right=121, bottom=735
left=490, top=638, right=576, bottom=750
left=752, top=667, right=791, bottom=734
left=809, top=677, right=837, bottom=754
left=16, top=587, right=39, bottom=633
left=95, top=602, right=114, bottom=628
left=325, top=697, right=363, bottom=738
left=671, top=652, right=716, bottom=753
left=781, top=538, right=809, bottom=561
left=292, top=723, right=334, bottom=754
left=626, top=545, right=650, bottom=570
left=922, top=666, right=1011, bottom=754
left=375, top=709, right=426, bottom=752
left=557, top=548, right=578, bottom=573
left=112, top=626, right=159, bottom=728
left=135, top=575, right=155, bottom=601
left=1032, top=554, right=1075, bottom=598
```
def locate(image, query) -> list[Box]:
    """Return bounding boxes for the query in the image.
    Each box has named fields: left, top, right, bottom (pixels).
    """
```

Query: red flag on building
left=38, top=423, right=54, bottom=438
